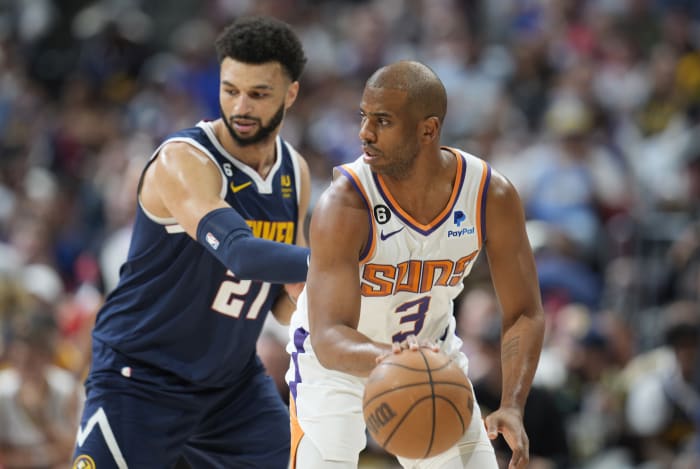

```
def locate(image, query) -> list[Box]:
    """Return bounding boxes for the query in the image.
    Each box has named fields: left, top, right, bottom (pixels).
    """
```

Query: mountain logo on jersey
left=206, top=232, right=220, bottom=249
left=230, top=181, right=252, bottom=193
left=75, top=407, right=126, bottom=468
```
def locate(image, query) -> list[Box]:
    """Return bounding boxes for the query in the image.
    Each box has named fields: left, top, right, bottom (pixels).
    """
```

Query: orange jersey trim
left=289, top=396, right=304, bottom=469
left=338, top=164, right=377, bottom=263
left=374, top=148, right=464, bottom=234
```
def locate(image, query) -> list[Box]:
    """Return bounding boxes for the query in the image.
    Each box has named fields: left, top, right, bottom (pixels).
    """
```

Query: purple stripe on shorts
left=289, top=327, right=309, bottom=401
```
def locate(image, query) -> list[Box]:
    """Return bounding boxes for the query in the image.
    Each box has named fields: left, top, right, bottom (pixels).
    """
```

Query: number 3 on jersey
left=211, top=270, right=270, bottom=320
left=392, top=296, right=431, bottom=343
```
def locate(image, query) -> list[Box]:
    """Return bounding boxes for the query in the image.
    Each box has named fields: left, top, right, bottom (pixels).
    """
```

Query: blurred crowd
left=0, top=0, right=699, bottom=468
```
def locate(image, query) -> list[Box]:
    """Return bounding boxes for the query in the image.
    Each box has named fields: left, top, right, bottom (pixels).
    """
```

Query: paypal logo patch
left=448, top=227, right=475, bottom=238
left=453, top=211, right=466, bottom=226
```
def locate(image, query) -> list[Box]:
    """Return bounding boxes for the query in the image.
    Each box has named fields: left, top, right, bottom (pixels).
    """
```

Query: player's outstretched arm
left=141, top=142, right=309, bottom=283
left=482, top=169, right=545, bottom=469
left=307, top=175, right=392, bottom=377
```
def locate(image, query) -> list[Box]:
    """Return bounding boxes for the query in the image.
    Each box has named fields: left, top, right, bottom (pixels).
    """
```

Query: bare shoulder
left=310, top=168, right=369, bottom=250
left=141, top=140, right=224, bottom=220
left=316, top=168, right=367, bottom=213
left=154, top=141, right=215, bottom=174
left=488, top=167, right=518, bottom=198
left=284, top=141, right=311, bottom=174
left=296, top=152, right=311, bottom=174
left=484, top=167, right=528, bottom=247
left=486, top=167, right=523, bottom=213
left=147, top=141, right=222, bottom=193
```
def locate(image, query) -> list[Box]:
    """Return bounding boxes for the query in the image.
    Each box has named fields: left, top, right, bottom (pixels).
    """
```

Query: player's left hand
left=484, top=406, right=529, bottom=469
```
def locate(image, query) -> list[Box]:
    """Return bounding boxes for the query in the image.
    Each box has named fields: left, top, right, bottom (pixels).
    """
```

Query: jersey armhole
left=336, top=164, right=376, bottom=263
left=476, top=160, right=491, bottom=247
left=285, top=141, right=303, bottom=207
left=137, top=137, right=227, bottom=226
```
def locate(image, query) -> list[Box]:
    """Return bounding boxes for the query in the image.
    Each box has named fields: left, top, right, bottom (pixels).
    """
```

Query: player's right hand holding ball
left=376, top=334, right=440, bottom=364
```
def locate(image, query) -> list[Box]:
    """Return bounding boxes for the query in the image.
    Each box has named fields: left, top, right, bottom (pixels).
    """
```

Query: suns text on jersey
left=246, top=220, right=295, bottom=243
left=360, top=251, right=479, bottom=296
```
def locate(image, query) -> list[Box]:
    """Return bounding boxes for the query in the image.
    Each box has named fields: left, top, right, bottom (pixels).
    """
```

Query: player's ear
left=420, top=116, right=440, bottom=143
left=285, top=81, right=300, bottom=109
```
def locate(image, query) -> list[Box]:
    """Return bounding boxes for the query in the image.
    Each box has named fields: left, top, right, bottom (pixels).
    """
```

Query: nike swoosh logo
left=380, top=227, right=404, bottom=241
left=230, top=181, right=252, bottom=193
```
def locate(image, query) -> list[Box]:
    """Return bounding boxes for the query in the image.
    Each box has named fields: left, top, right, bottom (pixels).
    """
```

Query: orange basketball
left=362, top=348, right=474, bottom=459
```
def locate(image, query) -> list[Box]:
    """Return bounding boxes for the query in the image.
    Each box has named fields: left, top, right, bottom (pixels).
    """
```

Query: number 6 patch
left=373, top=204, right=391, bottom=225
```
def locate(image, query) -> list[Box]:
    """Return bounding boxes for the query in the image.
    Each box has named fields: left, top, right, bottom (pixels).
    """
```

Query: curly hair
left=215, top=16, right=307, bottom=82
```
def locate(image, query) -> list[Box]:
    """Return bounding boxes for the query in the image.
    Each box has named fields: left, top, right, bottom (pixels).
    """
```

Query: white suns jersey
left=291, top=147, right=491, bottom=347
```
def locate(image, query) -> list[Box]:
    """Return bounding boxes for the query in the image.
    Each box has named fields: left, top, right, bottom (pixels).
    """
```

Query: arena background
left=0, top=0, right=699, bottom=468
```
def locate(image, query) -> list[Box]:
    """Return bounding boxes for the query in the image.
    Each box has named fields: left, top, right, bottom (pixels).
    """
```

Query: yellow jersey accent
left=246, top=220, right=295, bottom=244
left=230, top=181, right=252, bottom=193
left=73, top=455, right=96, bottom=469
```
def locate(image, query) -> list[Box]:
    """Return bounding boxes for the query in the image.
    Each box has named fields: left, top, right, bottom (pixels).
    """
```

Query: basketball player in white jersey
left=286, top=60, right=545, bottom=469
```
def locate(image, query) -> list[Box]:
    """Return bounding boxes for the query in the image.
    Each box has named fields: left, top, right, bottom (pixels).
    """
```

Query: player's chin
left=363, top=156, right=389, bottom=175
left=234, top=127, right=258, bottom=137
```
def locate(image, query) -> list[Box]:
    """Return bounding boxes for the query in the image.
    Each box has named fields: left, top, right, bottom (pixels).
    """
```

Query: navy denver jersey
left=91, top=121, right=301, bottom=386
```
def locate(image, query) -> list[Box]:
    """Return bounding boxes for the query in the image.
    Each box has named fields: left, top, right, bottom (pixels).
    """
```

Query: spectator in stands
left=0, top=310, right=82, bottom=468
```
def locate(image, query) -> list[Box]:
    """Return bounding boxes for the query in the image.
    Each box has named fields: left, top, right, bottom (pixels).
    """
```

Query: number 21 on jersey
left=211, top=270, right=270, bottom=320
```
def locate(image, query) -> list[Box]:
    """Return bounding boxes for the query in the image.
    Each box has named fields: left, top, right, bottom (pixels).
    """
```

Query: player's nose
left=232, top=95, right=253, bottom=114
left=359, top=120, right=376, bottom=143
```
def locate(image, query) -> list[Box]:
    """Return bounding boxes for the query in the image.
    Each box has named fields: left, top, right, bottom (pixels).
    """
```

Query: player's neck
left=215, top=121, right=278, bottom=178
left=380, top=148, right=456, bottom=224
left=231, top=143, right=277, bottom=178
left=382, top=147, right=453, bottom=189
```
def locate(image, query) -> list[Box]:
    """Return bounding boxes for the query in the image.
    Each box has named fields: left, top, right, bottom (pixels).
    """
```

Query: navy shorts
left=72, top=363, right=290, bottom=468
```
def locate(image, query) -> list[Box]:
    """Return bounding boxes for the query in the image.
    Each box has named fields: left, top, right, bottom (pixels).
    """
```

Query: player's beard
left=376, top=142, right=419, bottom=180
left=220, top=101, right=285, bottom=147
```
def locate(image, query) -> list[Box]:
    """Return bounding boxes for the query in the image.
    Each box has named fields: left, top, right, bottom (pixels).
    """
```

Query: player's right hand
left=375, top=342, right=401, bottom=364
left=375, top=335, right=440, bottom=364
left=399, top=334, right=440, bottom=352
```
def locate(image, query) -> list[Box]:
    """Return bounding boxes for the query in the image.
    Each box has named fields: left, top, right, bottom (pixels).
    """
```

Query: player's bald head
left=365, top=61, right=447, bottom=123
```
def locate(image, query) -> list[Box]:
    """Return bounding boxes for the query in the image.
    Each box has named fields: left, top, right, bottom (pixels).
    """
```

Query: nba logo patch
left=206, top=232, right=220, bottom=250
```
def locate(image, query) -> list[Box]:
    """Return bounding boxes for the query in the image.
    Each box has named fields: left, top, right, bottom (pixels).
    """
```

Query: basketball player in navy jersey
left=73, top=16, right=310, bottom=468
left=286, top=61, right=545, bottom=469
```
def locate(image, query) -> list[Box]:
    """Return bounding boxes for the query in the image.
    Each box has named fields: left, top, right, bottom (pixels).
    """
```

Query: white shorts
left=286, top=326, right=495, bottom=466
